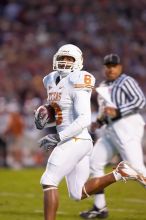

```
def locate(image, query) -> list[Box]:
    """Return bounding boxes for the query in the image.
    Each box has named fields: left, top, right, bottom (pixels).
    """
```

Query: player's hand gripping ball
left=34, top=105, right=55, bottom=130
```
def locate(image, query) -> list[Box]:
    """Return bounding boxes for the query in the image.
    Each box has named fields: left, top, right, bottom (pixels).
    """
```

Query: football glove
left=38, top=134, right=61, bottom=151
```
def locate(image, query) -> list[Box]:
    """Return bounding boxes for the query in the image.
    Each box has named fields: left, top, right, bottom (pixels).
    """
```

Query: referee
left=80, top=54, right=146, bottom=219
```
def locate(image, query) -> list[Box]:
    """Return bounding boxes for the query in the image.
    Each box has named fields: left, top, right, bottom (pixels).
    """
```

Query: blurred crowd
left=0, top=0, right=146, bottom=168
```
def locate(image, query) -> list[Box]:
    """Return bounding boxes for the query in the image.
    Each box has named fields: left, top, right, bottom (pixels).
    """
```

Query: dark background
left=0, top=0, right=146, bottom=168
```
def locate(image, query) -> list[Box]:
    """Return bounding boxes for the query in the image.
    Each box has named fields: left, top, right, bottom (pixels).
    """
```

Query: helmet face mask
left=53, top=44, right=83, bottom=76
left=55, top=55, right=75, bottom=72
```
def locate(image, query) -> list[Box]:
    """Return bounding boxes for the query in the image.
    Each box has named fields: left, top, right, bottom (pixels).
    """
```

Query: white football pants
left=40, top=138, right=93, bottom=200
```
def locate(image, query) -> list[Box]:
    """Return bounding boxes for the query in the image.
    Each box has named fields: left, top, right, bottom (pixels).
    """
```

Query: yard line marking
left=34, top=210, right=43, bottom=213
left=34, top=210, right=70, bottom=215
left=34, top=208, right=145, bottom=215
left=124, top=198, right=146, bottom=204
left=0, top=192, right=37, bottom=198
left=110, top=208, right=141, bottom=213
left=107, top=197, right=146, bottom=204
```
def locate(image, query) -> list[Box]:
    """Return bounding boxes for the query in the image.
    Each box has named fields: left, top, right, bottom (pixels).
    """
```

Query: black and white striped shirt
left=101, top=73, right=146, bottom=117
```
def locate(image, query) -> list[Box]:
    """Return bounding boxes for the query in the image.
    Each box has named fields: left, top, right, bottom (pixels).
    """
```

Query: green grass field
left=0, top=166, right=146, bottom=220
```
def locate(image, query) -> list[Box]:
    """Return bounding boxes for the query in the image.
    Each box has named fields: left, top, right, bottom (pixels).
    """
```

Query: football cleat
left=79, top=206, right=108, bottom=219
left=115, top=161, right=146, bottom=187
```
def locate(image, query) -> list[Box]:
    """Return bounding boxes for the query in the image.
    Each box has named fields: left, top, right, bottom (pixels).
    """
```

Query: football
left=46, top=105, right=56, bottom=123
left=35, top=104, right=56, bottom=129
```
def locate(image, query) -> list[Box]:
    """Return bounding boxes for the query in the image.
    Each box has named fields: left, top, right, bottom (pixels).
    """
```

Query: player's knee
left=42, top=185, right=58, bottom=192
left=40, top=172, right=58, bottom=186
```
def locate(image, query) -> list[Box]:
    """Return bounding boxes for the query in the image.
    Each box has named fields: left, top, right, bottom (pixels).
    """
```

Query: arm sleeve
left=43, top=76, right=48, bottom=89
left=59, top=90, right=92, bottom=141
left=119, top=78, right=146, bottom=116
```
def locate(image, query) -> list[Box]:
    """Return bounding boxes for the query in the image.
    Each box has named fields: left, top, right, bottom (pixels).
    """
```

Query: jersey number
left=84, top=75, right=91, bottom=85
left=51, top=102, right=63, bottom=125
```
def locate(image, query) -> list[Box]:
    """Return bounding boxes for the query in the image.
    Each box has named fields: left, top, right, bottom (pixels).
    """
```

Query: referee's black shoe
left=79, top=206, right=108, bottom=219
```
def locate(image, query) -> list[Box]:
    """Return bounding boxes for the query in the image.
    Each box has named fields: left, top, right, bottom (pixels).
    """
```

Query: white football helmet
left=53, top=44, right=83, bottom=76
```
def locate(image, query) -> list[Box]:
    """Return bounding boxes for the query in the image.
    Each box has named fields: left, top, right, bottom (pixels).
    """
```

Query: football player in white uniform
left=35, top=45, right=146, bottom=220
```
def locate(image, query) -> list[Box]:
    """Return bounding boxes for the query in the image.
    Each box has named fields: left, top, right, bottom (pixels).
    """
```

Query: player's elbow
left=141, top=97, right=146, bottom=108
left=135, top=98, right=146, bottom=110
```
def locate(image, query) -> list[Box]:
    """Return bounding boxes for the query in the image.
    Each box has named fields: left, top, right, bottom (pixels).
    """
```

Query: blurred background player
left=80, top=54, right=146, bottom=219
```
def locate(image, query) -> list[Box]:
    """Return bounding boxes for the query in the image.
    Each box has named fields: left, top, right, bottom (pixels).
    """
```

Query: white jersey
left=43, top=70, right=95, bottom=141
